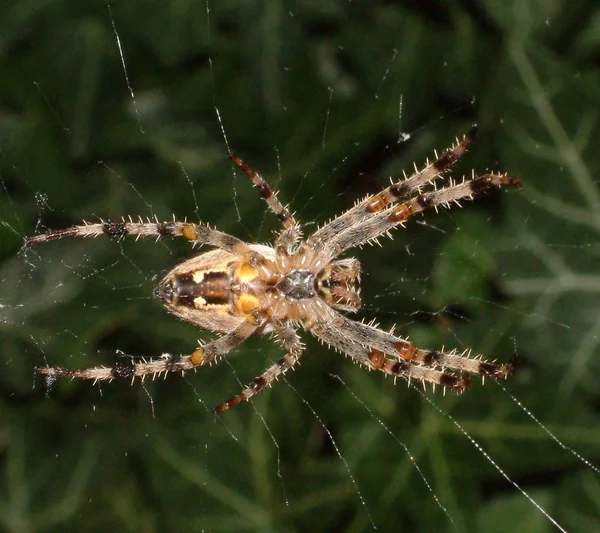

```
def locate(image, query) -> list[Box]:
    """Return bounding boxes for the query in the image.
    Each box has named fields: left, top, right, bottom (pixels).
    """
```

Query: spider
left=29, top=125, right=521, bottom=413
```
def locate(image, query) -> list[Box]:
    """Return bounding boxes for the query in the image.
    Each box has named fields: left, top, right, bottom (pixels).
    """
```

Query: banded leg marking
left=312, top=307, right=514, bottom=389
left=331, top=173, right=521, bottom=255
left=229, top=154, right=302, bottom=252
left=311, top=321, right=472, bottom=391
left=36, top=318, right=260, bottom=383
left=214, top=352, right=301, bottom=414
left=27, top=220, right=254, bottom=256
left=229, top=154, right=297, bottom=230
left=308, top=126, right=478, bottom=247
left=367, top=349, right=471, bottom=391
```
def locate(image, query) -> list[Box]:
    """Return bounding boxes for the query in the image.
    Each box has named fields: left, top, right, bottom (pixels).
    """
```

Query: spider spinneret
left=30, top=126, right=521, bottom=413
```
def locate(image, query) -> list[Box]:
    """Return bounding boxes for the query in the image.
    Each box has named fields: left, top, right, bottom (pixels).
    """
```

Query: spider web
left=1, top=1, right=599, bottom=532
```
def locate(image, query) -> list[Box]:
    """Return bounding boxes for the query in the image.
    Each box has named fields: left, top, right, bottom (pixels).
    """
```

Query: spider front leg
left=308, top=126, right=478, bottom=247
left=27, top=219, right=256, bottom=257
left=328, top=172, right=522, bottom=256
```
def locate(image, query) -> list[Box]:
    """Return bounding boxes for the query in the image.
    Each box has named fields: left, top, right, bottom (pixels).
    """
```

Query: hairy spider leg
left=36, top=315, right=261, bottom=382
left=214, top=322, right=304, bottom=413
left=308, top=125, right=478, bottom=247
left=311, top=305, right=513, bottom=389
left=214, top=352, right=302, bottom=413
left=328, top=173, right=521, bottom=257
left=229, top=154, right=297, bottom=230
left=27, top=220, right=257, bottom=257
left=310, top=316, right=467, bottom=390
left=229, top=154, right=302, bottom=252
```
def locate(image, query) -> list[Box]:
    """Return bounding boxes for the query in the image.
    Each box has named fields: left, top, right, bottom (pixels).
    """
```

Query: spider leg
left=214, top=352, right=302, bottom=413
left=229, top=154, right=297, bottom=229
left=229, top=154, right=302, bottom=252
left=314, top=327, right=471, bottom=390
left=27, top=219, right=256, bottom=257
left=214, top=323, right=303, bottom=413
left=327, top=172, right=521, bottom=257
left=308, top=126, right=478, bottom=247
left=36, top=316, right=261, bottom=383
left=310, top=316, right=469, bottom=391
left=310, top=305, right=513, bottom=389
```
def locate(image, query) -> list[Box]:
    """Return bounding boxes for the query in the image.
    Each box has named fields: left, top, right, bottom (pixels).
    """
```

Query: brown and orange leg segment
left=378, top=337, right=514, bottom=382
left=229, top=154, right=297, bottom=230
left=331, top=172, right=522, bottom=255
left=412, top=348, right=515, bottom=379
left=229, top=154, right=302, bottom=253
left=364, top=125, right=479, bottom=214
left=385, top=173, right=521, bottom=224
left=308, top=126, right=478, bottom=247
left=390, top=340, right=514, bottom=380
left=214, top=352, right=301, bottom=414
left=27, top=219, right=255, bottom=257
left=314, top=307, right=513, bottom=385
left=367, top=349, right=470, bottom=392
left=36, top=318, right=260, bottom=384
left=190, top=316, right=262, bottom=366
left=309, top=318, right=471, bottom=392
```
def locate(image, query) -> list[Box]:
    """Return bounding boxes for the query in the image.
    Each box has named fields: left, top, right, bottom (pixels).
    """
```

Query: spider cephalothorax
left=30, top=126, right=521, bottom=413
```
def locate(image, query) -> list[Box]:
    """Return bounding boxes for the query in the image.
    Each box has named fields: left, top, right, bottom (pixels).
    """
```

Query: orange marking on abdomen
left=234, top=293, right=260, bottom=316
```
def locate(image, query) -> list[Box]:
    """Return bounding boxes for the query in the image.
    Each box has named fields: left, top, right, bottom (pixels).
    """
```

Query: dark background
left=1, top=1, right=600, bottom=532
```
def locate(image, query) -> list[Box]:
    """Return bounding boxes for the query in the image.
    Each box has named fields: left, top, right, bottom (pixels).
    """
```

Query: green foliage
left=1, top=1, right=600, bottom=532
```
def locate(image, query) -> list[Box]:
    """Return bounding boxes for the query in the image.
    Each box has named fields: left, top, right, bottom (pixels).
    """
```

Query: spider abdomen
left=159, top=270, right=231, bottom=308
left=156, top=246, right=276, bottom=334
